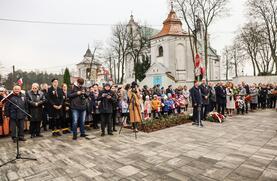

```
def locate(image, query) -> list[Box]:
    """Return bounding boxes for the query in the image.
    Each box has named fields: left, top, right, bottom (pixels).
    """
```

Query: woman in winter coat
left=250, top=84, right=258, bottom=110
left=128, top=82, right=142, bottom=132
left=27, top=83, right=46, bottom=138
left=226, top=82, right=235, bottom=117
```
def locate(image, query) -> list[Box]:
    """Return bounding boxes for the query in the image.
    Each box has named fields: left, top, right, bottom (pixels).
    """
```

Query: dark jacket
left=47, top=86, right=64, bottom=118
left=166, top=88, right=174, bottom=95
left=199, top=84, right=210, bottom=105
left=98, top=89, right=116, bottom=114
left=61, top=90, right=71, bottom=119
left=259, top=88, right=268, bottom=99
left=5, top=93, right=28, bottom=120
left=68, top=85, right=88, bottom=111
left=190, top=86, right=203, bottom=106
left=27, top=90, right=45, bottom=122
left=215, top=86, right=227, bottom=104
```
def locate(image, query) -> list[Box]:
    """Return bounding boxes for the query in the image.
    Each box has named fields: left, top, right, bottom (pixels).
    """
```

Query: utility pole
left=108, top=56, right=113, bottom=81
left=12, top=65, right=15, bottom=84
left=113, top=57, right=116, bottom=83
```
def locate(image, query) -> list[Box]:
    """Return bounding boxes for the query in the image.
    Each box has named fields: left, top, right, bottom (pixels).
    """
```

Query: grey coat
left=250, top=88, right=258, bottom=104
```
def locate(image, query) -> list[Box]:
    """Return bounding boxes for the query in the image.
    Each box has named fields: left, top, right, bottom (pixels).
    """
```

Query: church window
left=158, top=46, right=163, bottom=57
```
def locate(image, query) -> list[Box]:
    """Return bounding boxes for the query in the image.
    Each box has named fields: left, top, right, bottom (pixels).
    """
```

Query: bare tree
left=196, top=0, right=229, bottom=79
left=175, top=0, right=199, bottom=67
left=222, top=46, right=232, bottom=80
left=110, top=23, right=130, bottom=84
left=175, top=0, right=229, bottom=79
left=240, top=22, right=262, bottom=76
left=229, top=38, right=245, bottom=77
left=87, top=41, right=102, bottom=81
left=247, top=0, right=277, bottom=74
left=257, top=41, right=275, bottom=74
left=127, top=23, right=152, bottom=81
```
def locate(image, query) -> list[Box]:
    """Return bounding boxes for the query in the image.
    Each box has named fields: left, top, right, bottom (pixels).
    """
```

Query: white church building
left=137, top=5, right=221, bottom=87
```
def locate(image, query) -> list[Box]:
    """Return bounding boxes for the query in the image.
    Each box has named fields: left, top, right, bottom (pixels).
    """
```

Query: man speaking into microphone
left=4, top=85, right=28, bottom=142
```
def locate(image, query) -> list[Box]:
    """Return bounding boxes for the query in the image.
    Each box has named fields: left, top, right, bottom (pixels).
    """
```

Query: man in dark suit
left=190, top=80, right=203, bottom=127
left=199, top=79, right=210, bottom=120
left=5, top=85, right=28, bottom=142
left=215, top=82, right=226, bottom=116
left=47, top=78, right=64, bottom=137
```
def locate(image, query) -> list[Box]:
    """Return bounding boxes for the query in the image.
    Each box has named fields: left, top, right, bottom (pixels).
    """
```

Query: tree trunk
left=117, top=58, right=120, bottom=84
left=226, top=54, right=229, bottom=80
left=273, top=58, right=276, bottom=75
left=204, top=30, right=208, bottom=80
left=250, top=57, right=256, bottom=76
left=188, top=29, right=196, bottom=78
left=120, top=55, right=125, bottom=84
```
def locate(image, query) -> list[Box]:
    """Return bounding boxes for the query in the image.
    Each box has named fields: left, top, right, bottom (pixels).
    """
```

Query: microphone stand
left=0, top=93, right=37, bottom=168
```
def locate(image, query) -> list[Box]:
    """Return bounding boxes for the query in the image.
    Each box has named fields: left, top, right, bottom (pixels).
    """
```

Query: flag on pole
left=17, top=78, right=23, bottom=86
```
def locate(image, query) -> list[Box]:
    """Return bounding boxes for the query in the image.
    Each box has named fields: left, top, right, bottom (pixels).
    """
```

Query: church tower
left=141, top=2, right=195, bottom=87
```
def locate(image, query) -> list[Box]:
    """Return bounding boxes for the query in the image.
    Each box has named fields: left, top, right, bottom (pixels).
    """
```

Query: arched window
left=158, top=46, right=163, bottom=57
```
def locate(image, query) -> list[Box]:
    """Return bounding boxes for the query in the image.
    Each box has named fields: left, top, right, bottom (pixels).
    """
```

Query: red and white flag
left=17, top=78, right=23, bottom=86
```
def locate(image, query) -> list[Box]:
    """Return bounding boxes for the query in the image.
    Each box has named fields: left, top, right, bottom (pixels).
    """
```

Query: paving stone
left=258, top=168, right=277, bottom=181
left=234, top=165, right=264, bottom=179
left=0, top=109, right=276, bottom=181
left=268, top=160, right=277, bottom=170
left=6, top=171, right=19, bottom=181
left=203, top=166, right=233, bottom=180
left=166, top=170, right=190, bottom=180
left=115, top=165, right=140, bottom=177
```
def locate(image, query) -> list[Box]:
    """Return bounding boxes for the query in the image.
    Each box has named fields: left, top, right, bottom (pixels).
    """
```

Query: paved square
left=0, top=110, right=277, bottom=180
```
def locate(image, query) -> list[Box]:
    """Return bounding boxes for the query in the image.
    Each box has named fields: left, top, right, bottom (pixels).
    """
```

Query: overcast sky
left=0, top=0, right=248, bottom=76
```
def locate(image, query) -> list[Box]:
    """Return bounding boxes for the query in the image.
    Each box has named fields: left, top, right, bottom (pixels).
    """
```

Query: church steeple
left=84, top=44, right=92, bottom=58
left=170, top=0, right=174, bottom=12
left=152, top=1, right=187, bottom=39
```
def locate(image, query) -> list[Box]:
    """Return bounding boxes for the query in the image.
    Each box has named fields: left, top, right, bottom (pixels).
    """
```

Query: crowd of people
left=0, top=78, right=276, bottom=142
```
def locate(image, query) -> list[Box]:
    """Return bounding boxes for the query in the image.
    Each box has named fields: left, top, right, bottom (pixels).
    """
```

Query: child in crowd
left=120, top=98, right=129, bottom=126
left=151, top=95, right=161, bottom=118
left=144, top=95, right=152, bottom=120
left=236, top=95, right=245, bottom=115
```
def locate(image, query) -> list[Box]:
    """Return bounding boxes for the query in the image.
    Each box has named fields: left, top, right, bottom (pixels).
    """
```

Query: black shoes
left=113, top=129, right=117, bottom=132
left=19, top=138, right=27, bottom=141
left=108, top=133, right=113, bottom=136
left=101, top=132, right=105, bottom=137
left=73, top=135, right=77, bottom=140
left=52, top=131, right=61, bottom=137
left=80, top=134, right=88, bottom=137
left=192, top=122, right=204, bottom=127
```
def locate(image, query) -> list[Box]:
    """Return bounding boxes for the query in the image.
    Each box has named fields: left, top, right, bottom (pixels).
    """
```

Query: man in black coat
left=259, top=84, right=268, bottom=109
left=5, top=85, right=28, bottom=142
left=41, top=83, right=50, bottom=131
left=166, top=85, right=174, bottom=96
left=98, top=83, right=116, bottom=136
left=199, top=79, right=210, bottom=120
left=190, top=80, right=203, bottom=126
left=215, top=82, right=226, bottom=116
left=68, top=78, right=89, bottom=140
left=47, top=78, right=64, bottom=137
left=89, top=84, right=100, bottom=129
left=27, top=83, right=46, bottom=138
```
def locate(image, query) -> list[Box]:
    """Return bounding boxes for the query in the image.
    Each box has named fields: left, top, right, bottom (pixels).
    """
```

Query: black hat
left=51, top=78, right=58, bottom=82
left=131, top=81, right=137, bottom=87
left=104, top=83, right=111, bottom=87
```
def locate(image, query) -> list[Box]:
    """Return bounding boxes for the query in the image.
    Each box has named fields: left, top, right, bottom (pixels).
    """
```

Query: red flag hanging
left=17, top=78, right=23, bottom=86
left=195, top=54, right=200, bottom=68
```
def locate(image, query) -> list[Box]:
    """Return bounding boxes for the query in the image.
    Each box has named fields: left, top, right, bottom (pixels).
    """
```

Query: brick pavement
left=0, top=109, right=277, bottom=181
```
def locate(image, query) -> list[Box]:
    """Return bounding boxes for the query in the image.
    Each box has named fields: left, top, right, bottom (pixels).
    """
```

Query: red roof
left=152, top=9, right=187, bottom=39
